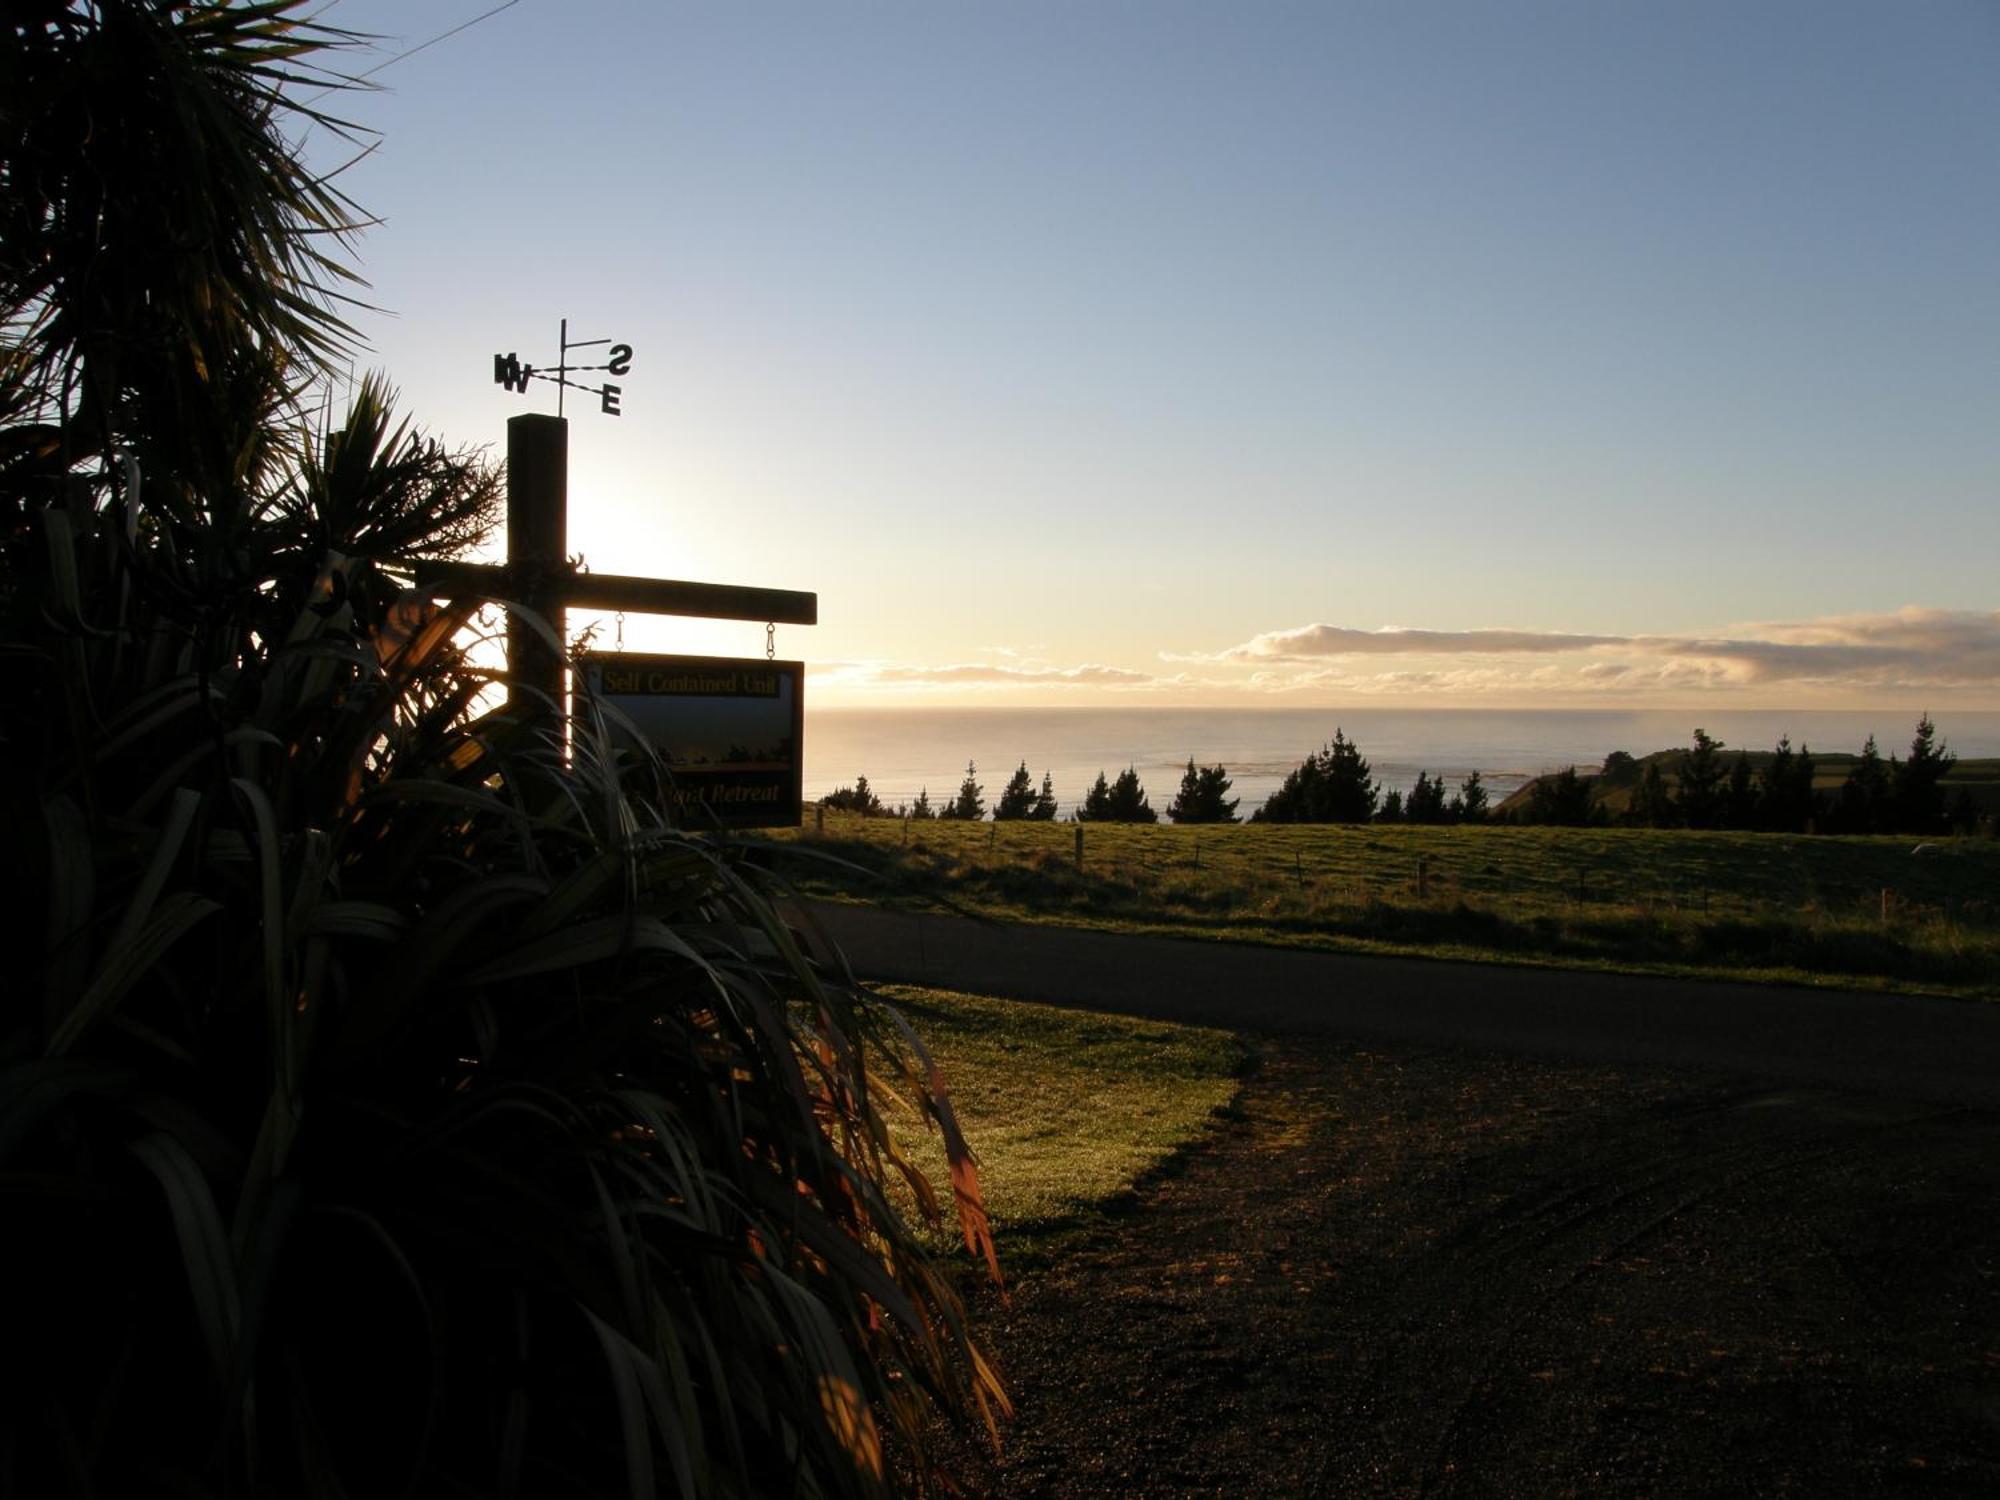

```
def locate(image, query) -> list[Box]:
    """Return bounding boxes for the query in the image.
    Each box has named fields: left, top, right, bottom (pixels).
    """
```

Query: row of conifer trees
left=820, top=714, right=1979, bottom=834
left=822, top=758, right=1242, bottom=823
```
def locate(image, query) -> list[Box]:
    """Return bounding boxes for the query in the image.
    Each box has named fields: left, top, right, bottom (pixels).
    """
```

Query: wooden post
left=505, top=414, right=568, bottom=727
left=1880, top=886, right=1889, bottom=923
left=989, top=821, right=997, bottom=853
left=902, top=815, right=909, bottom=847
left=815, top=803, right=824, bottom=835
left=1074, top=825, right=1084, bottom=871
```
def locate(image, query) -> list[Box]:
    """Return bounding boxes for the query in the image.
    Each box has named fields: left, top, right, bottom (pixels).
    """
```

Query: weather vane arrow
left=492, top=318, right=632, bottom=417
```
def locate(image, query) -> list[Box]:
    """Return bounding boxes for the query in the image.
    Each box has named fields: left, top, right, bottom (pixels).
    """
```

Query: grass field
left=873, top=986, right=1242, bottom=1267
left=772, top=813, right=2000, bottom=998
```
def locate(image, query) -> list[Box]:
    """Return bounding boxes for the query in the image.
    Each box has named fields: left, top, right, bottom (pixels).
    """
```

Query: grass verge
left=877, top=985, right=1244, bottom=1269
left=775, top=815, right=2000, bottom=999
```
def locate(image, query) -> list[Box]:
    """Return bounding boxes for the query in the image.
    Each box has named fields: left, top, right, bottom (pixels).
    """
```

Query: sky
left=302, top=0, right=2000, bottom=709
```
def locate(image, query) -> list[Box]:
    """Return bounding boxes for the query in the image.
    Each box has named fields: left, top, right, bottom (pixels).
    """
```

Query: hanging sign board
left=581, top=652, right=804, bottom=829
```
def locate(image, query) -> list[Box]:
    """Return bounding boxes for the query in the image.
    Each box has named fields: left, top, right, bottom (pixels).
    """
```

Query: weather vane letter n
left=490, top=319, right=633, bottom=418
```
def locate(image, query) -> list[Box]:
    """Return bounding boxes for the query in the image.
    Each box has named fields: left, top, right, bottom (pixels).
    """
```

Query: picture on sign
left=580, top=652, right=803, bottom=829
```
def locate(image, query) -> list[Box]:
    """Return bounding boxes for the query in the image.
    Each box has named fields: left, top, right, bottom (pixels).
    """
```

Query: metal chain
left=765, top=622, right=776, bottom=661
left=615, top=610, right=625, bottom=651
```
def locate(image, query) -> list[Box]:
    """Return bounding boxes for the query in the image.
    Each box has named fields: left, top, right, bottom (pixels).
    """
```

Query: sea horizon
left=800, top=704, right=2000, bottom=818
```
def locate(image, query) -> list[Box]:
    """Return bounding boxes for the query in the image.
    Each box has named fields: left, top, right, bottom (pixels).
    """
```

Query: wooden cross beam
left=412, top=414, right=816, bottom=719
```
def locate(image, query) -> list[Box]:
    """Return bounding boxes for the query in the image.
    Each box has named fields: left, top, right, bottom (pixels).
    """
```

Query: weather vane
left=491, top=318, right=633, bottom=417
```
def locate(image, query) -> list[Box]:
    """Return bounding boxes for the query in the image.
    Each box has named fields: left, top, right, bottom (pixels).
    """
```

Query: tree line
left=821, top=713, right=1982, bottom=835
left=821, top=758, right=1241, bottom=823
left=1514, top=715, right=1976, bottom=835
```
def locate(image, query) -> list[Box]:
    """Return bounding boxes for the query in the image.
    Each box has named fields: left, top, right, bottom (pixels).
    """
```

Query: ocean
left=801, top=706, right=2000, bottom=818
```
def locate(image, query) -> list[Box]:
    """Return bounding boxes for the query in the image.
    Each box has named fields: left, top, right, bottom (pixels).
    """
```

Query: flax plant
left=3, top=5, right=1003, bottom=1495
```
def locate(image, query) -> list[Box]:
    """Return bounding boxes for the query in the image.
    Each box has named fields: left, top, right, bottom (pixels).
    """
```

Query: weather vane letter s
left=491, top=318, right=633, bottom=418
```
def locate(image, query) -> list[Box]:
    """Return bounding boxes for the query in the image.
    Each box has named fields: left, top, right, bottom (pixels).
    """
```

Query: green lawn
left=874, top=985, right=1243, bottom=1268
left=774, top=814, right=2000, bottom=999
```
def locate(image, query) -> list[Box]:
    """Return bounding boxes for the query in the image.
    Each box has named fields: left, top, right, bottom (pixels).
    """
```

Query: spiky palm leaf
left=2, top=5, right=1004, bottom=1495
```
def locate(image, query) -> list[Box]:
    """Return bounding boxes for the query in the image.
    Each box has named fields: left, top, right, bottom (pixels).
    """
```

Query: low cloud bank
left=1193, top=607, right=2000, bottom=693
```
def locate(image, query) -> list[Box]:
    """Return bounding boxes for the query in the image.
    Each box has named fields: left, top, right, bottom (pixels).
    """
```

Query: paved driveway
left=799, top=900, right=2000, bottom=1106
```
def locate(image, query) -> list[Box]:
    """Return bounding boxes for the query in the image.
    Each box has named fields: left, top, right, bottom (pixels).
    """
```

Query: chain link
left=615, top=610, right=625, bottom=651
left=765, top=622, right=776, bottom=661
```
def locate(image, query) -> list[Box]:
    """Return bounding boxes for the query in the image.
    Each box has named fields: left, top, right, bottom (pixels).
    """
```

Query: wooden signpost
left=415, top=324, right=816, bottom=827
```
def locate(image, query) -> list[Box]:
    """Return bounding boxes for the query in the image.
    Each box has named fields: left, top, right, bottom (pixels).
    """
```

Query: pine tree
left=1526, top=765, right=1596, bottom=826
left=1758, top=737, right=1819, bottom=832
left=1839, top=735, right=1891, bottom=833
left=909, top=787, right=935, bottom=820
left=947, top=760, right=984, bottom=821
left=1892, top=713, right=1955, bottom=834
left=1079, top=771, right=1114, bottom=821
left=823, top=775, right=884, bottom=816
left=1405, top=771, right=1448, bottom=824
left=1377, top=789, right=1404, bottom=823
left=1254, top=730, right=1375, bottom=823
left=1108, top=766, right=1157, bottom=823
left=1723, top=752, right=1758, bottom=830
left=1632, top=760, right=1677, bottom=827
left=1676, top=729, right=1727, bottom=830
left=1456, top=770, right=1489, bottom=824
left=1030, top=771, right=1059, bottom=821
left=1167, top=759, right=1239, bottom=824
left=992, top=761, right=1037, bottom=820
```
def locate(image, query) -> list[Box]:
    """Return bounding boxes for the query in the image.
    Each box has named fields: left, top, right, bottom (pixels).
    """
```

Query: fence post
left=1881, top=886, right=1890, bottom=923
left=1418, top=855, right=1429, bottom=900
left=815, top=803, right=824, bottom=836
left=1074, top=825, right=1084, bottom=871
left=989, top=821, right=997, bottom=852
left=902, top=815, right=908, bottom=847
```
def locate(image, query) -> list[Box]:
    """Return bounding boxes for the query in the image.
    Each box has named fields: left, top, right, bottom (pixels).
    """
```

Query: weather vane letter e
left=491, top=318, right=633, bottom=418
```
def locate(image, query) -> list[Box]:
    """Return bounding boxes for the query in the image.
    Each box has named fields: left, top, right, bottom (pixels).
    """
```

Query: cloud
left=1191, top=624, right=1629, bottom=663
left=866, top=661, right=1157, bottom=687
left=1182, top=608, right=2000, bottom=698
left=1640, top=608, right=2000, bottom=687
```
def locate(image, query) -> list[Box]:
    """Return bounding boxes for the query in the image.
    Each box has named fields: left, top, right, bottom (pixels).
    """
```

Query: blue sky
left=305, top=0, right=2000, bottom=706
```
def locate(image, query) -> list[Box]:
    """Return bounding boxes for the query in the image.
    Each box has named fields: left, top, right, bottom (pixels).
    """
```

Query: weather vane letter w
left=490, top=319, right=633, bottom=417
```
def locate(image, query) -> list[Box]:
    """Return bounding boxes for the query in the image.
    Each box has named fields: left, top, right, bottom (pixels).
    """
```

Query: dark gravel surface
left=938, top=1039, right=2000, bottom=1497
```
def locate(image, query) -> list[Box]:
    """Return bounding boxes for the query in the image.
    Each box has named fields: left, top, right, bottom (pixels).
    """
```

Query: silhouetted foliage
left=1676, top=729, right=1728, bottom=830
left=1031, top=769, right=1059, bottom=820
left=1377, top=788, right=1405, bottom=823
left=823, top=773, right=886, bottom=815
left=1892, top=713, right=1955, bottom=834
left=1522, top=765, right=1597, bottom=826
left=1253, top=730, right=1377, bottom=823
left=0, top=9, right=1002, bottom=1494
left=993, top=761, right=1039, bottom=820
left=1079, top=766, right=1156, bottom=822
left=942, top=759, right=985, bottom=820
left=1167, top=759, right=1240, bottom=824
left=909, top=786, right=936, bottom=819
left=1759, top=736, right=1819, bottom=833
left=1724, top=751, right=1759, bottom=830
left=1404, top=770, right=1449, bottom=825
left=1631, top=760, right=1678, bottom=828
left=1455, top=770, right=1490, bottom=824
left=1599, top=750, right=1640, bottom=785
left=1838, top=735, right=1892, bottom=833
